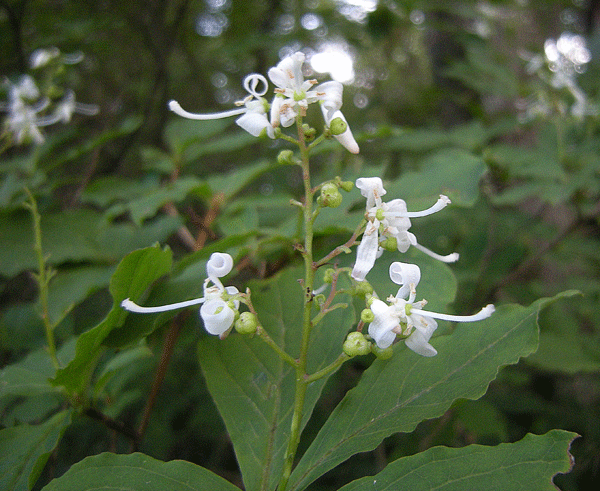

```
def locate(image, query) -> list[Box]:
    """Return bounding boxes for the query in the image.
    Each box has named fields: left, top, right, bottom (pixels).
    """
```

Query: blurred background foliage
left=1, top=0, right=599, bottom=489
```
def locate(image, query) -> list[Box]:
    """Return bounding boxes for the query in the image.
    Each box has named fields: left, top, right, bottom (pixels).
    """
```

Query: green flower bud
left=323, top=268, right=336, bottom=284
left=371, top=344, right=394, bottom=360
left=339, top=180, right=354, bottom=192
left=234, top=312, right=258, bottom=335
left=315, top=294, right=326, bottom=306
left=361, top=308, right=375, bottom=323
left=329, top=117, right=348, bottom=136
left=343, top=331, right=371, bottom=357
left=319, top=183, right=343, bottom=208
left=277, top=149, right=295, bottom=165
left=380, top=236, right=398, bottom=252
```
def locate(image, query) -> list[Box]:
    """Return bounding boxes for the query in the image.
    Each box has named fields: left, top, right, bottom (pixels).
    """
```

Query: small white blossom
left=351, top=177, right=458, bottom=281
left=268, top=51, right=359, bottom=153
left=121, top=252, right=239, bottom=337
left=368, top=262, right=495, bottom=356
left=169, top=74, right=275, bottom=138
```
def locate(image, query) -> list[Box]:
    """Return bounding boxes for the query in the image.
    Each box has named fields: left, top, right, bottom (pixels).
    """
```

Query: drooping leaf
left=52, top=245, right=172, bottom=395
left=0, top=410, right=71, bottom=491
left=198, top=266, right=354, bottom=491
left=287, top=291, right=577, bottom=491
left=40, top=452, right=240, bottom=491
left=337, top=430, right=577, bottom=491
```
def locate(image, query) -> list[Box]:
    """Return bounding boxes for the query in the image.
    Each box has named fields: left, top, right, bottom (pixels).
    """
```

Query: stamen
left=121, top=296, right=205, bottom=313
left=411, top=304, right=495, bottom=322
left=168, top=100, right=246, bottom=120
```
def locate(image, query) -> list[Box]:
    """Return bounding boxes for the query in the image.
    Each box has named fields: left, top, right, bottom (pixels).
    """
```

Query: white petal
left=355, top=177, right=386, bottom=208
left=389, top=262, right=421, bottom=299
left=368, top=299, right=398, bottom=349
left=405, top=316, right=438, bottom=356
left=206, top=253, right=233, bottom=283
left=351, top=221, right=379, bottom=281
left=314, top=81, right=343, bottom=113
left=168, top=100, right=246, bottom=120
left=200, top=299, right=235, bottom=335
left=236, top=112, right=274, bottom=138
left=322, top=109, right=359, bottom=154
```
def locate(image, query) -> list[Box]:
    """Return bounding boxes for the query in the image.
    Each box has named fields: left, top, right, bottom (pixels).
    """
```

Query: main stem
left=278, top=119, right=315, bottom=491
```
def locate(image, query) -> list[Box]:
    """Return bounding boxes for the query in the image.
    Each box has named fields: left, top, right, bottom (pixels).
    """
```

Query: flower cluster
left=351, top=177, right=458, bottom=282
left=368, top=262, right=494, bottom=356
left=0, top=47, right=98, bottom=146
left=519, top=32, right=597, bottom=119
left=169, top=51, right=359, bottom=154
left=350, top=178, right=494, bottom=357
left=121, top=252, right=239, bottom=337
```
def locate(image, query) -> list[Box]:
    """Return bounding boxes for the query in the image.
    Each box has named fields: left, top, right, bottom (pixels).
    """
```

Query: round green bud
left=371, top=344, right=394, bottom=360
left=329, top=117, right=348, bottom=136
left=323, top=268, right=336, bottom=284
left=343, top=331, right=371, bottom=357
left=339, top=180, right=354, bottom=192
left=319, top=183, right=343, bottom=208
left=321, top=182, right=339, bottom=195
left=234, top=312, right=258, bottom=335
left=360, top=308, right=375, bottom=323
left=277, top=149, right=295, bottom=165
left=380, top=236, right=398, bottom=252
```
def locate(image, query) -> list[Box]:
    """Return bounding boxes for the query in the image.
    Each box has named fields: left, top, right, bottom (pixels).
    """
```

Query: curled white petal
left=121, top=296, right=205, bottom=313
left=243, top=74, right=269, bottom=98
left=206, top=253, right=234, bottom=287
left=389, top=262, right=421, bottom=300
left=236, top=111, right=274, bottom=138
left=411, top=242, right=460, bottom=263
left=385, top=195, right=451, bottom=218
left=356, top=177, right=386, bottom=208
left=200, top=298, right=235, bottom=335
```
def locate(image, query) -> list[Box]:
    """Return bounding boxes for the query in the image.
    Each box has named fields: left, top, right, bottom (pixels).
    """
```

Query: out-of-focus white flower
left=367, top=262, right=495, bottom=356
left=351, top=177, right=458, bottom=281
left=268, top=51, right=359, bottom=153
left=169, top=74, right=275, bottom=138
left=121, top=252, right=239, bottom=337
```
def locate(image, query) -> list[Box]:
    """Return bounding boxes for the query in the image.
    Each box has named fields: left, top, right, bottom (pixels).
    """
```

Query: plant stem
left=278, top=118, right=316, bottom=491
left=25, top=189, right=60, bottom=369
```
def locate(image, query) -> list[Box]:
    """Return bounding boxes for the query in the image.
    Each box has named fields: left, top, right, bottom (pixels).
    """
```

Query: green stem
left=305, top=353, right=350, bottom=384
left=25, top=189, right=60, bottom=369
left=278, top=117, right=316, bottom=491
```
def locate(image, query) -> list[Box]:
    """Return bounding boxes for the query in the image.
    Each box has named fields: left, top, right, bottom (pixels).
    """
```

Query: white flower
left=367, top=262, right=495, bottom=356
left=168, top=74, right=275, bottom=138
left=351, top=177, right=459, bottom=281
left=121, top=252, right=239, bottom=337
left=268, top=51, right=359, bottom=153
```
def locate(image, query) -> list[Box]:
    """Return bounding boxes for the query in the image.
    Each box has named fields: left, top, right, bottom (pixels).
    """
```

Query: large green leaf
left=40, top=452, right=240, bottom=491
left=198, top=267, right=354, bottom=491
left=287, top=291, right=576, bottom=491
left=52, top=245, right=172, bottom=395
left=337, top=430, right=577, bottom=491
left=0, top=410, right=71, bottom=491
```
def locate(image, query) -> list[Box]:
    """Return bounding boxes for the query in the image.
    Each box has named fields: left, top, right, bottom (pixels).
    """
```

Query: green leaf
left=287, top=291, right=576, bottom=491
left=387, top=148, right=487, bottom=208
left=40, top=452, right=240, bottom=491
left=0, top=410, right=71, bottom=491
left=52, top=245, right=172, bottom=395
left=337, top=430, right=577, bottom=491
left=198, top=267, right=354, bottom=491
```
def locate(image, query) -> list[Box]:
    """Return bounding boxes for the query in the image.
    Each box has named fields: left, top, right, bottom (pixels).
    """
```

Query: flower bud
left=360, top=308, right=375, bottom=323
left=352, top=280, right=373, bottom=298
left=319, top=183, right=343, bottom=208
left=343, top=331, right=371, bottom=357
left=371, top=343, right=394, bottom=360
left=380, top=236, right=398, bottom=252
left=277, top=149, right=295, bottom=165
left=329, top=117, right=348, bottom=136
left=234, top=312, right=258, bottom=335
left=339, top=180, right=354, bottom=192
